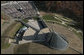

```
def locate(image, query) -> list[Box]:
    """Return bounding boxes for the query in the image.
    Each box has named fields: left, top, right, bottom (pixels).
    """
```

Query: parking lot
left=1, top=1, right=37, bottom=19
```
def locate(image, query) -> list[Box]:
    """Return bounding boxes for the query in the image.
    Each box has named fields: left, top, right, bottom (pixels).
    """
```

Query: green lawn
left=42, top=14, right=57, bottom=21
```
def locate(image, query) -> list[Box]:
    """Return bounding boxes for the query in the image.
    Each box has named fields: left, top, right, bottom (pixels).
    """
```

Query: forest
left=34, top=1, right=83, bottom=30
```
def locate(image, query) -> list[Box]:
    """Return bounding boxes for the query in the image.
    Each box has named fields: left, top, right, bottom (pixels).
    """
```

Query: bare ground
left=1, top=44, right=16, bottom=54
left=13, top=23, right=83, bottom=54
left=1, top=11, right=83, bottom=54
left=46, top=23, right=83, bottom=54
left=1, top=23, right=83, bottom=54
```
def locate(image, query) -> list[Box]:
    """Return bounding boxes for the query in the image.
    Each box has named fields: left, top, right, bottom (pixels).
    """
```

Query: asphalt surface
left=1, top=1, right=37, bottom=19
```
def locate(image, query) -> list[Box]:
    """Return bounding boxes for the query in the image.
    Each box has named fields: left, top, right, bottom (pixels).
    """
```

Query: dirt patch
left=14, top=43, right=30, bottom=54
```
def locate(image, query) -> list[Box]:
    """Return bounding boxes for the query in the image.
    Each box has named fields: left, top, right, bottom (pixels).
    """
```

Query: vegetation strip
left=42, top=14, right=82, bottom=40
left=1, top=21, right=23, bottom=49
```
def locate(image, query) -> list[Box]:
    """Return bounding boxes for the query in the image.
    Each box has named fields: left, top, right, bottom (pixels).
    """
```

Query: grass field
left=42, top=14, right=57, bottom=21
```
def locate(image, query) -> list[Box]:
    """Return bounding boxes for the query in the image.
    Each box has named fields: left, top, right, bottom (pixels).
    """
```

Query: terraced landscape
left=1, top=1, right=83, bottom=54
